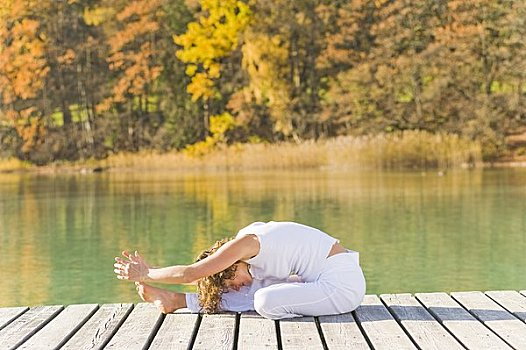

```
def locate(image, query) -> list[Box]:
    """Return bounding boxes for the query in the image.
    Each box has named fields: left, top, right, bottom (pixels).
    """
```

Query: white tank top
left=236, top=221, right=339, bottom=282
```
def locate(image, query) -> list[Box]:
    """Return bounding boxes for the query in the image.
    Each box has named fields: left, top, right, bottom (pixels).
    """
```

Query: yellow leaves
left=83, top=6, right=114, bottom=26
left=185, top=64, right=198, bottom=76
left=184, top=112, right=236, bottom=156
left=175, top=0, right=252, bottom=101
left=240, top=30, right=290, bottom=128
left=209, top=112, right=235, bottom=136
left=187, top=72, right=214, bottom=101
left=207, top=62, right=220, bottom=79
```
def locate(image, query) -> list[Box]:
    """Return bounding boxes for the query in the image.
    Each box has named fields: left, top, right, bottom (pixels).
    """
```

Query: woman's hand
left=114, top=250, right=151, bottom=282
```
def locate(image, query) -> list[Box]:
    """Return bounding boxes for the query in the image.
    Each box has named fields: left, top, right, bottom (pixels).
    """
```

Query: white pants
left=185, top=251, right=366, bottom=320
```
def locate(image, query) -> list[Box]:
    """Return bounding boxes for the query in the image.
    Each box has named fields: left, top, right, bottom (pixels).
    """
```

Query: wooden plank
left=0, top=305, right=63, bottom=349
left=238, top=312, right=278, bottom=350
left=104, top=303, right=163, bottom=350
left=193, top=313, right=237, bottom=350
left=381, top=294, right=463, bottom=350
left=416, top=292, right=511, bottom=350
left=18, top=304, right=98, bottom=350
left=452, top=291, right=526, bottom=350
left=61, top=303, right=133, bottom=350
left=149, top=313, right=199, bottom=350
left=486, top=290, right=526, bottom=322
left=0, top=307, right=28, bottom=331
left=279, top=316, right=324, bottom=349
left=318, top=312, right=370, bottom=350
left=354, top=295, right=416, bottom=350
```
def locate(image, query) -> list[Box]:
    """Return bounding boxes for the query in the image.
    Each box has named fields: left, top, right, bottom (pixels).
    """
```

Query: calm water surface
left=0, top=169, right=525, bottom=307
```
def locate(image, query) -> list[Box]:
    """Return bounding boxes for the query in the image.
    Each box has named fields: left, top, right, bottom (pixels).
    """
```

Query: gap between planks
left=2, top=291, right=526, bottom=350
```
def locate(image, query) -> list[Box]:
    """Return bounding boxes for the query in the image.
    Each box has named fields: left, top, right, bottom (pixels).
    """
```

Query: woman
left=114, top=221, right=366, bottom=319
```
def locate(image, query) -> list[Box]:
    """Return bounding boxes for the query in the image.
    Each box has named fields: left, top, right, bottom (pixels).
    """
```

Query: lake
left=0, top=168, right=525, bottom=307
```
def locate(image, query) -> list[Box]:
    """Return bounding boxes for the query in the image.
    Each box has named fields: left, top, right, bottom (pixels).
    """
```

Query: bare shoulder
left=234, top=234, right=260, bottom=260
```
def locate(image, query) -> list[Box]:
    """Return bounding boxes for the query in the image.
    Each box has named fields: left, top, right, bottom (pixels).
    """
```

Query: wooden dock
left=2, top=290, right=526, bottom=349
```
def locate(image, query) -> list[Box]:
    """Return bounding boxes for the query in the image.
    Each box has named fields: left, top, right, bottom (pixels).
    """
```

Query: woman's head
left=195, top=237, right=252, bottom=313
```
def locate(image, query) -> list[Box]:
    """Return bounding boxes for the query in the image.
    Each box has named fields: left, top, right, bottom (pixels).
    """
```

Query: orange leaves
left=12, top=18, right=39, bottom=36
left=106, top=41, right=163, bottom=102
left=108, top=20, right=160, bottom=53
left=108, top=51, right=125, bottom=70
left=0, top=13, right=49, bottom=104
left=5, top=108, right=45, bottom=153
left=116, top=0, right=162, bottom=22
left=57, top=49, right=76, bottom=65
left=99, top=0, right=164, bottom=111
left=0, top=0, right=49, bottom=153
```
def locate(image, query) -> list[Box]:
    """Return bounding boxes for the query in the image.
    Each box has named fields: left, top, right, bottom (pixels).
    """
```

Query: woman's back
left=237, top=221, right=338, bottom=282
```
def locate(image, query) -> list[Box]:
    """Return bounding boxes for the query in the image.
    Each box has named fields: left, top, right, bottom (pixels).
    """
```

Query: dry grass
left=325, top=131, right=482, bottom=170
left=0, top=131, right=483, bottom=173
left=0, top=158, right=31, bottom=172
left=102, top=131, right=482, bottom=171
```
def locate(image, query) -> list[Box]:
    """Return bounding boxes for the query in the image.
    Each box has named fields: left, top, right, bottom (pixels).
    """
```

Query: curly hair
left=195, top=237, right=238, bottom=313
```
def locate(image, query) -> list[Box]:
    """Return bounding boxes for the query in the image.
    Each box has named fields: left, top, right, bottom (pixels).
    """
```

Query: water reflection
left=0, top=169, right=525, bottom=307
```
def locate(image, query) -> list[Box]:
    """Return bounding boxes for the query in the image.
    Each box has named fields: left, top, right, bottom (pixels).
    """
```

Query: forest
left=1, top=0, right=525, bottom=165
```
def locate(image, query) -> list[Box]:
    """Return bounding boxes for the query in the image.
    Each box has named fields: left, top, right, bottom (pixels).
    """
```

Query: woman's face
left=224, top=262, right=253, bottom=291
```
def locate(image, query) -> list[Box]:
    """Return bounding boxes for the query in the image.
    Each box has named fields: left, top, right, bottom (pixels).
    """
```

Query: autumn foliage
left=0, top=0, right=525, bottom=164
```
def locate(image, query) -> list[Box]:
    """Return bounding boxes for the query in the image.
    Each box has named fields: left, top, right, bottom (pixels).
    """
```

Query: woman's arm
left=114, top=234, right=259, bottom=284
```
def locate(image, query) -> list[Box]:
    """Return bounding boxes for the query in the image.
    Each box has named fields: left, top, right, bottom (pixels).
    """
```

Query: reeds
left=0, top=158, right=30, bottom=172
left=102, top=131, right=482, bottom=171
left=325, top=131, right=482, bottom=170
left=0, top=131, right=483, bottom=172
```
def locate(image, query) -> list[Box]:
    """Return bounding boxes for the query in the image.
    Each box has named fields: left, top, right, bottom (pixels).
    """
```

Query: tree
left=431, top=0, right=515, bottom=158
left=98, top=0, right=165, bottom=151
left=153, top=0, right=204, bottom=150
left=321, top=0, right=449, bottom=135
left=41, top=0, right=109, bottom=159
left=231, top=0, right=337, bottom=141
left=0, top=0, right=49, bottom=156
left=317, top=0, right=377, bottom=134
left=174, top=0, right=251, bottom=134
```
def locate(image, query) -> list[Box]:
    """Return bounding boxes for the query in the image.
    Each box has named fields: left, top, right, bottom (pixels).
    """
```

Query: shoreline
left=1, top=132, right=524, bottom=174
left=1, top=157, right=525, bottom=175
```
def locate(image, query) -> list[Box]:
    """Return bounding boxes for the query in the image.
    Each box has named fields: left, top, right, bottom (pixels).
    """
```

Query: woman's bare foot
left=135, top=282, right=186, bottom=314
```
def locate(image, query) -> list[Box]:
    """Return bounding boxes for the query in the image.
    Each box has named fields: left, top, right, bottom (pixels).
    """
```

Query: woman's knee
left=341, top=272, right=366, bottom=312
left=253, top=288, right=284, bottom=319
